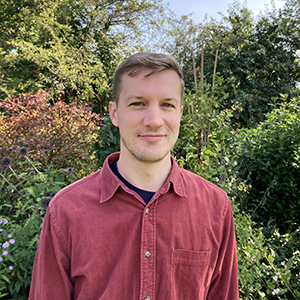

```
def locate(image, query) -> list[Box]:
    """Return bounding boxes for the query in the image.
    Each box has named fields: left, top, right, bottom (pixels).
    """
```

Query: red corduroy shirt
left=29, top=152, right=239, bottom=300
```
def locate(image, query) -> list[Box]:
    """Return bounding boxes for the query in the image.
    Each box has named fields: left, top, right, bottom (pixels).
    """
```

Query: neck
left=117, top=153, right=172, bottom=192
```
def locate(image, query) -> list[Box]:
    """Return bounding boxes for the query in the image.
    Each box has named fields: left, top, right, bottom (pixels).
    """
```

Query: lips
left=139, top=134, right=165, bottom=142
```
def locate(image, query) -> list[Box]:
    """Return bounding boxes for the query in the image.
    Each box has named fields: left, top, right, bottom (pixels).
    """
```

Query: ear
left=109, top=101, right=119, bottom=127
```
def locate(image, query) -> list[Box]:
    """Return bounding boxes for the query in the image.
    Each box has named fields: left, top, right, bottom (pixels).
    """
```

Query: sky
left=166, top=0, right=286, bottom=23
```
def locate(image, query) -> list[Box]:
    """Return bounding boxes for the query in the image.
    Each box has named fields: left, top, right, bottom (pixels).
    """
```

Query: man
left=29, top=52, right=239, bottom=299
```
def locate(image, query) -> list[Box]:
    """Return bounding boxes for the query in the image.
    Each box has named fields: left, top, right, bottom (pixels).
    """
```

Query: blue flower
left=19, top=147, right=28, bottom=156
left=29, top=171, right=36, bottom=177
left=2, top=251, right=8, bottom=256
left=41, top=196, right=52, bottom=208
left=3, top=242, right=9, bottom=248
left=2, top=157, right=12, bottom=167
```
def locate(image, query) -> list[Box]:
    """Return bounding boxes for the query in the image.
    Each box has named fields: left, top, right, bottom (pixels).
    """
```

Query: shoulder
left=180, top=167, right=227, bottom=196
left=179, top=167, right=230, bottom=216
left=49, top=170, right=102, bottom=209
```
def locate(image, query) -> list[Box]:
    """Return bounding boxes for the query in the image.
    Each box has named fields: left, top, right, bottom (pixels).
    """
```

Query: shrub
left=0, top=92, right=101, bottom=178
left=231, top=96, right=300, bottom=231
left=234, top=209, right=300, bottom=299
left=0, top=148, right=76, bottom=299
left=90, top=116, right=120, bottom=169
left=173, top=79, right=232, bottom=185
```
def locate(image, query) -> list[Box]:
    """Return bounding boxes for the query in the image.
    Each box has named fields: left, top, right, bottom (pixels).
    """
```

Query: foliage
left=173, top=78, right=232, bottom=185
left=90, top=117, right=120, bottom=170
left=0, top=147, right=76, bottom=299
left=0, top=91, right=100, bottom=178
left=231, top=96, right=300, bottom=232
left=166, top=0, right=300, bottom=127
left=234, top=208, right=300, bottom=299
left=0, top=0, right=162, bottom=113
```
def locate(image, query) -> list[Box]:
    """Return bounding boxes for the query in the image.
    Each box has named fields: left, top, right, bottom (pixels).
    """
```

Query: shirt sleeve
left=29, top=204, right=74, bottom=299
left=207, top=199, right=239, bottom=300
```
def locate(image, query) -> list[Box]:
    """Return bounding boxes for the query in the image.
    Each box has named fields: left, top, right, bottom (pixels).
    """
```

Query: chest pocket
left=171, top=249, right=211, bottom=300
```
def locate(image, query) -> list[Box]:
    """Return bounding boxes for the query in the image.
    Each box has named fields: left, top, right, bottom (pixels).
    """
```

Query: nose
left=143, top=104, right=164, bottom=128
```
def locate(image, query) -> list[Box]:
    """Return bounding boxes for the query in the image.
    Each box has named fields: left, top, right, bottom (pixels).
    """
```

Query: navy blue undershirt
left=110, top=161, right=155, bottom=204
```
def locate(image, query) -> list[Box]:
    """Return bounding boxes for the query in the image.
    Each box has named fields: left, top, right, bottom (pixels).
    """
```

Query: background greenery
left=0, top=0, right=299, bottom=299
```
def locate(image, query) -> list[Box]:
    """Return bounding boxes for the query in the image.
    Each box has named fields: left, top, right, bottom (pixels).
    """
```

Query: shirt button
left=145, top=251, right=151, bottom=258
left=145, top=208, right=150, bottom=215
left=144, top=296, right=150, bottom=300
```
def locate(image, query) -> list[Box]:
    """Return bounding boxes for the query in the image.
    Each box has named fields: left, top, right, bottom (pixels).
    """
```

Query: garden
left=0, top=0, right=299, bottom=299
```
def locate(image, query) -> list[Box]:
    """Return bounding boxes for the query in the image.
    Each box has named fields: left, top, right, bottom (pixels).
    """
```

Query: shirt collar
left=99, top=152, right=187, bottom=203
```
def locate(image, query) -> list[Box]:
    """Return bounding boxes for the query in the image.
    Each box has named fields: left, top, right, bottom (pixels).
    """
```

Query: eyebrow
left=125, top=95, right=179, bottom=103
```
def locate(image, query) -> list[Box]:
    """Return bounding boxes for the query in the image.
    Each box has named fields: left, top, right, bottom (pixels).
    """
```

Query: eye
left=130, top=102, right=143, bottom=107
left=162, top=103, right=175, bottom=108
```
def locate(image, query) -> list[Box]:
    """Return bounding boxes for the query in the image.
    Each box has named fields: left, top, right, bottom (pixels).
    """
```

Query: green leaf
left=1, top=275, right=10, bottom=284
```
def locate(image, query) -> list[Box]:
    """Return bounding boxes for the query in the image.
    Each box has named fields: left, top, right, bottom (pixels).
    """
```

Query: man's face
left=109, top=68, right=183, bottom=164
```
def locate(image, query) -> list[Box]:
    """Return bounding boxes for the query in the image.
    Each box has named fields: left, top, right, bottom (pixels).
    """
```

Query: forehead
left=120, top=68, right=181, bottom=93
left=119, top=72, right=181, bottom=105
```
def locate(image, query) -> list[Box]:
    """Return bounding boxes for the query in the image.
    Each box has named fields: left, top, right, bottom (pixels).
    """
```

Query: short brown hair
left=112, top=52, right=184, bottom=105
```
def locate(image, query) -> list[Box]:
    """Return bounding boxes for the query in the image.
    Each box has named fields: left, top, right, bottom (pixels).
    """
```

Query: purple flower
left=9, top=266, right=13, bottom=270
left=2, top=157, right=12, bottom=167
left=19, top=147, right=28, bottom=156
left=7, top=234, right=12, bottom=238
left=0, top=257, right=2, bottom=262
left=45, top=191, right=52, bottom=197
left=29, top=171, right=36, bottom=177
left=41, top=196, right=52, bottom=208
left=2, top=251, right=8, bottom=256
left=0, top=229, right=3, bottom=232
left=3, top=219, right=8, bottom=224
left=0, top=219, right=2, bottom=224
left=3, top=242, right=9, bottom=248
left=9, top=239, right=15, bottom=244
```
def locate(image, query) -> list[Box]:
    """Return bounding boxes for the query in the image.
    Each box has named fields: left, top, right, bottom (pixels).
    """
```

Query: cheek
left=167, top=116, right=181, bottom=132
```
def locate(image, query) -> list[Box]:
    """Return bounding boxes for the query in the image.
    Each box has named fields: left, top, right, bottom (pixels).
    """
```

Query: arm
left=29, top=205, right=74, bottom=299
left=207, top=202, right=239, bottom=300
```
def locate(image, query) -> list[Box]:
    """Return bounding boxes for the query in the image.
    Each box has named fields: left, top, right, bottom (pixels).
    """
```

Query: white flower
left=273, top=275, right=278, bottom=281
left=272, top=288, right=280, bottom=295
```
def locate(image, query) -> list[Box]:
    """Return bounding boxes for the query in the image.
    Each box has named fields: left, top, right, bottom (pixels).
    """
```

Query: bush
left=0, top=92, right=101, bottom=178
left=173, top=79, right=232, bottom=185
left=231, top=96, right=300, bottom=231
left=0, top=148, right=76, bottom=299
left=234, top=209, right=300, bottom=299
left=90, top=116, right=120, bottom=169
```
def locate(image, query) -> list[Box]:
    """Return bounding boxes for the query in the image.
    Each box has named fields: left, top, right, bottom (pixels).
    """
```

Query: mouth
left=139, top=134, right=165, bottom=142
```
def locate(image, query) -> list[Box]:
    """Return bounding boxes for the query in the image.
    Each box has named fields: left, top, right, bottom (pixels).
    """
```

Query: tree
left=0, top=0, right=161, bottom=114
left=166, top=0, right=300, bottom=127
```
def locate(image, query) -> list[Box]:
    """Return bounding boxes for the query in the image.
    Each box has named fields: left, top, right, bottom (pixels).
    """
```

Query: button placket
left=140, top=203, right=156, bottom=300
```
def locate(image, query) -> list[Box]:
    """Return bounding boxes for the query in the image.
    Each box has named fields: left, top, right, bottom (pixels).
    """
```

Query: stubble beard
left=121, top=134, right=176, bottom=163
